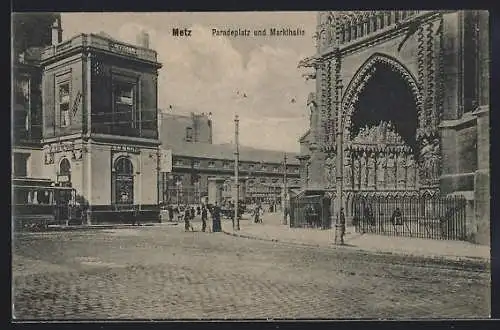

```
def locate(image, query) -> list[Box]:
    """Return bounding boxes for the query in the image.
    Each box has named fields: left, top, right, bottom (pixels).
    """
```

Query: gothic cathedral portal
left=298, top=11, right=490, bottom=239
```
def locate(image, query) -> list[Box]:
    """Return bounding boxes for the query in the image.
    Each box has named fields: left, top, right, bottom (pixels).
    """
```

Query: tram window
left=14, top=189, right=29, bottom=204
left=37, top=190, right=51, bottom=204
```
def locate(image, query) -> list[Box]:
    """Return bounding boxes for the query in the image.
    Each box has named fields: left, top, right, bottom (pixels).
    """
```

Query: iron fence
left=289, top=194, right=331, bottom=229
left=352, top=194, right=467, bottom=241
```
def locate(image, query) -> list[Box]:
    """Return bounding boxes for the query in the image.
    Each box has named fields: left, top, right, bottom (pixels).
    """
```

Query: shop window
left=112, top=157, right=134, bottom=205
left=59, top=83, right=70, bottom=127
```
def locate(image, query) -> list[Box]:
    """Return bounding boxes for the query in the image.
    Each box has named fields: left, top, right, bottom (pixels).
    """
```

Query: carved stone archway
left=341, top=53, right=423, bottom=140
left=339, top=53, right=439, bottom=192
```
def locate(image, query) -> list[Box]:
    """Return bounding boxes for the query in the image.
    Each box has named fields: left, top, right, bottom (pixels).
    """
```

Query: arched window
left=60, top=158, right=71, bottom=175
left=112, top=157, right=134, bottom=204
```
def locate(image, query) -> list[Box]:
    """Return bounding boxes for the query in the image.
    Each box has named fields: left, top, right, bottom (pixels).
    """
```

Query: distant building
left=158, top=113, right=300, bottom=205
left=12, top=14, right=62, bottom=179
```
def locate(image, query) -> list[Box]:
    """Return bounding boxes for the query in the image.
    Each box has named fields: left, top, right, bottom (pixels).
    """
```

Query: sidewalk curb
left=41, top=223, right=178, bottom=232
left=222, top=230, right=490, bottom=269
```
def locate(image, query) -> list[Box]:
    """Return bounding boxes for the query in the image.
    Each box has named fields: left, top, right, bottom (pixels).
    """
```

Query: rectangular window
left=273, top=166, right=279, bottom=172
left=208, top=161, right=216, bottom=168
left=186, top=127, right=193, bottom=142
left=260, top=178, right=266, bottom=183
left=59, top=83, right=70, bottom=127
left=113, top=81, right=136, bottom=129
left=223, top=161, right=230, bottom=169
left=13, top=153, right=28, bottom=177
left=463, top=11, right=479, bottom=113
left=193, top=160, right=200, bottom=168
left=174, top=159, right=183, bottom=166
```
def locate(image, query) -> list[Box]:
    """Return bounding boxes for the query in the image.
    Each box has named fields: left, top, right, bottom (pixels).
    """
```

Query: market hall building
left=36, top=31, right=162, bottom=223
left=298, top=11, right=489, bottom=244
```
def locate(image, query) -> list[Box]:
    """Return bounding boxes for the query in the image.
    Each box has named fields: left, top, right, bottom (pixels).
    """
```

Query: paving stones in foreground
left=12, top=225, right=490, bottom=319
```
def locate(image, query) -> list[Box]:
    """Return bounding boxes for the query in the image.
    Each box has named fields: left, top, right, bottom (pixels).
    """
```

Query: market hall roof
left=162, top=141, right=300, bottom=165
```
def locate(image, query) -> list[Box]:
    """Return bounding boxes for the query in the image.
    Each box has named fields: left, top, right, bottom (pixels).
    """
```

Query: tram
left=12, top=177, right=78, bottom=231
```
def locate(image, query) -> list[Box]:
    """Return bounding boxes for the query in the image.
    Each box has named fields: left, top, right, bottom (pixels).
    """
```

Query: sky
left=61, top=12, right=317, bottom=152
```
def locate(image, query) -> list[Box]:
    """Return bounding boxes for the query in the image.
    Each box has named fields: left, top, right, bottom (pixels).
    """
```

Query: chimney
left=136, top=30, right=150, bottom=49
left=51, top=16, right=63, bottom=45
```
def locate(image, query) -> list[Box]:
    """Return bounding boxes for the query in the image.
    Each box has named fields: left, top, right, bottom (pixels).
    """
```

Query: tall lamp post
left=234, top=114, right=240, bottom=231
left=282, top=152, right=288, bottom=225
left=334, top=80, right=345, bottom=245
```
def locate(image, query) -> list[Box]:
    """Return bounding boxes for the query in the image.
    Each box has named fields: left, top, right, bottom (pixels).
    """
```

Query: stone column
left=473, top=10, right=490, bottom=246
left=308, top=146, right=326, bottom=189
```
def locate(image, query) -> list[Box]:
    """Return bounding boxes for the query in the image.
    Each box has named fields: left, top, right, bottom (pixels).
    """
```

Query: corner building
left=40, top=33, right=162, bottom=223
left=300, top=11, right=489, bottom=244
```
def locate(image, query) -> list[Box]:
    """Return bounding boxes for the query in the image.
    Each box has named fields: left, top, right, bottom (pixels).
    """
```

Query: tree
left=12, top=13, right=60, bottom=58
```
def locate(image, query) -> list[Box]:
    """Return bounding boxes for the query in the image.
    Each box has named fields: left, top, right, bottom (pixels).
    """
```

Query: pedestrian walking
left=184, top=206, right=194, bottom=231
left=339, top=207, right=346, bottom=244
left=168, top=205, right=174, bottom=222
left=197, top=205, right=201, bottom=216
left=201, top=205, right=208, bottom=232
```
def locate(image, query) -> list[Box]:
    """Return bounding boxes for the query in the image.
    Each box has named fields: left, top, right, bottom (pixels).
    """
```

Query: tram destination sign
left=111, top=145, right=140, bottom=154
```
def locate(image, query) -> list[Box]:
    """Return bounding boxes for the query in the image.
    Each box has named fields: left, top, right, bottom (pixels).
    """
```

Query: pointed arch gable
left=341, top=53, right=423, bottom=136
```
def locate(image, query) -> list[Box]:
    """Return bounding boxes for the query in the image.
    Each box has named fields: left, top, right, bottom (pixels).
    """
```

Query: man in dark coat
left=212, top=202, right=222, bottom=232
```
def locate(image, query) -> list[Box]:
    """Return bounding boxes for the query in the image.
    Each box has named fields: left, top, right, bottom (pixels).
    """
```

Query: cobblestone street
left=12, top=221, right=490, bottom=320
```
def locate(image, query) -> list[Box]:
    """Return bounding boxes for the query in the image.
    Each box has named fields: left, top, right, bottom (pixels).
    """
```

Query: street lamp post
left=234, top=114, right=240, bottom=231
left=334, top=81, right=345, bottom=245
left=282, top=153, right=288, bottom=225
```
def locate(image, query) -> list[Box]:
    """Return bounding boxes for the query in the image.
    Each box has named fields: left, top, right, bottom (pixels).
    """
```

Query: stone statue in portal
left=386, top=153, right=395, bottom=187
left=397, top=153, right=406, bottom=187
left=367, top=153, right=376, bottom=187
left=353, top=154, right=360, bottom=189
left=376, top=152, right=386, bottom=188
left=419, top=138, right=433, bottom=181
left=360, top=152, right=367, bottom=188
left=307, top=92, right=318, bottom=141
left=430, top=139, right=441, bottom=181
left=406, top=155, right=416, bottom=188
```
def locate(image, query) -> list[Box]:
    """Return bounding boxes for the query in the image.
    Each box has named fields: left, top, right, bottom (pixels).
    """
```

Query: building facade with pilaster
left=38, top=31, right=162, bottom=223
